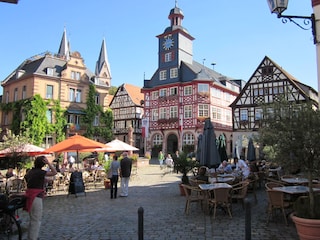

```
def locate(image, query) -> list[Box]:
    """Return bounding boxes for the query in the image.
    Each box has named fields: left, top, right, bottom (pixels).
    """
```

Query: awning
left=67, top=109, right=85, bottom=115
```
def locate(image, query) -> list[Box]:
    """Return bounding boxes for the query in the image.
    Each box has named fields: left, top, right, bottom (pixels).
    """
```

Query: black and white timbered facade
left=230, top=56, right=318, bottom=159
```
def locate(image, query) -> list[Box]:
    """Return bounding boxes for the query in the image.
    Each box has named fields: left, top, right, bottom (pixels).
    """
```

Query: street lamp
left=267, top=0, right=317, bottom=44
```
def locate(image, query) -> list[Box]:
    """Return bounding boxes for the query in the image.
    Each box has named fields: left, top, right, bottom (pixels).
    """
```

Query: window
left=76, top=89, right=82, bottom=102
left=159, top=70, right=167, bottom=80
left=165, top=52, right=172, bottom=62
left=240, top=109, right=248, bottom=121
left=198, top=83, right=209, bottom=93
left=71, top=71, right=81, bottom=80
left=46, top=109, right=53, bottom=123
left=159, top=107, right=167, bottom=119
left=152, top=109, right=158, bottom=121
left=184, top=105, right=192, bottom=118
left=153, top=134, right=163, bottom=145
left=183, top=133, right=195, bottom=145
left=47, top=68, right=54, bottom=76
left=151, top=91, right=159, bottom=100
left=14, top=88, right=18, bottom=101
left=95, top=93, right=100, bottom=105
left=170, top=106, right=178, bottom=118
left=159, top=89, right=167, bottom=97
left=46, top=85, right=53, bottom=99
left=170, top=87, right=178, bottom=95
left=69, top=88, right=75, bottom=101
left=170, top=68, right=178, bottom=78
left=255, top=109, right=263, bottom=120
left=93, top=115, right=99, bottom=126
left=22, top=86, right=26, bottom=99
left=184, top=86, right=192, bottom=96
left=198, top=104, right=209, bottom=117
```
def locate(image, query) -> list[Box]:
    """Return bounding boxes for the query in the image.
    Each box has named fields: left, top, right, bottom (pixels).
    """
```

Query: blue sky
left=0, top=1, right=317, bottom=94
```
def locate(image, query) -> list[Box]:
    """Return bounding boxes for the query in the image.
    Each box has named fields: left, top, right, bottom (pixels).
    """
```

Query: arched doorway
left=167, top=134, right=178, bottom=154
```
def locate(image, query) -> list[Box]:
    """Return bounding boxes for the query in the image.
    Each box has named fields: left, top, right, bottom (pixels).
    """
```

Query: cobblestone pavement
left=18, top=161, right=299, bottom=240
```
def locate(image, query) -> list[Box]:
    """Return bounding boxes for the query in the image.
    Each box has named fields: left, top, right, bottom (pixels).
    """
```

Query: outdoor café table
left=209, top=177, right=235, bottom=184
left=198, top=183, right=232, bottom=214
left=280, top=177, right=308, bottom=185
left=273, top=186, right=320, bottom=195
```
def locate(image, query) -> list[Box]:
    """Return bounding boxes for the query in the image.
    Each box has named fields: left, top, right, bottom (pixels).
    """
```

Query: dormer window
left=159, top=70, right=167, bottom=80
left=47, top=68, right=54, bottom=76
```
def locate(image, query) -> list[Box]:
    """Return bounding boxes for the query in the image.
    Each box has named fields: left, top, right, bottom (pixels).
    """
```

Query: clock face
left=163, top=37, right=174, bottom=50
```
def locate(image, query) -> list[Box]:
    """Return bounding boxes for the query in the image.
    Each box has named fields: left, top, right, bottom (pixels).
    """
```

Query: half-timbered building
left=109, top=83, right=144, bottom=152
left=141, top=4, right=241, bottom=157
left=230, top=56, right=318, bottom=159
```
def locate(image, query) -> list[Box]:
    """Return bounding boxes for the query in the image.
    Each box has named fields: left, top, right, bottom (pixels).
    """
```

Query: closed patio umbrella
left=247, top=138, right=256, bottom=162
left=218, top=134, right=228, bottom=162
left=199, top=118, right=221, bottom=168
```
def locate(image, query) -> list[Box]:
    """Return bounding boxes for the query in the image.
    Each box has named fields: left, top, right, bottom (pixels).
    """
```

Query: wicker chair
left=181, top=184, right=205, bottom=215
left=231, top=181, right=249, bottom=208
left=266, top=189, right=291, bottom=225
left=208, top=187, right=232, bottom=219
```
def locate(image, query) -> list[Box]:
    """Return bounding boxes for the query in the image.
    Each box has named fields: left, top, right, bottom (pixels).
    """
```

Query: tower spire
left=95, top=38, right=111, bottom=78
left=57, top=27, right=70, bottom=60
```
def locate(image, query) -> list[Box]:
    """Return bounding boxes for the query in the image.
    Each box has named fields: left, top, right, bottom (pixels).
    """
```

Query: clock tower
left=156, top=3, right=194, bottom=82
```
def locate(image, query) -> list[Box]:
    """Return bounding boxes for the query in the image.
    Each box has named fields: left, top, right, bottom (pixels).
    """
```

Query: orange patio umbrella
left=42, top=134, right=108, bottom=163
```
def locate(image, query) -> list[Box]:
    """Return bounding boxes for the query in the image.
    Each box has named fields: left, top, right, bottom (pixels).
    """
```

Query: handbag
left=107, top=168, right=113, bottom=179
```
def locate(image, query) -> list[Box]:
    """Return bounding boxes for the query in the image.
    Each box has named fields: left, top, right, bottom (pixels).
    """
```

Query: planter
left=104, top=179, right=111, bottom=189
left=291, top=213, right=320, bottom=240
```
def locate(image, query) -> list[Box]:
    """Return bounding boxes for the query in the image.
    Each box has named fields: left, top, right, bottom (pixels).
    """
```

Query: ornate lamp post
left=267, top=0, right=320, bottom=102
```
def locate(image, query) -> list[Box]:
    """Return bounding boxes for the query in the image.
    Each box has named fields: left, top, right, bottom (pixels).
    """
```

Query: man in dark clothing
left=120, top=152, right=132, bottom=197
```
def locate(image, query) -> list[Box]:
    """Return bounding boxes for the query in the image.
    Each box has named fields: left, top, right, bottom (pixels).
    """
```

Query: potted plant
left=258, top=100, right=320, bottom=239
left=173, top=151, right=198, bottom=195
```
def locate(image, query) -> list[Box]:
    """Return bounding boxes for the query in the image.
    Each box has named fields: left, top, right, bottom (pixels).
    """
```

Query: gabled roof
left=124, top=83, right=143, bottom=106
left=229, top=55, right=318, bottom=108
left=109, top=83, right=143, bottom=107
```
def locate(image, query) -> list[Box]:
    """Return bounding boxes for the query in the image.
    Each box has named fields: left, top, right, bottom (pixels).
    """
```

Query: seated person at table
left=195, top=166, right=209, bottom=183
left=217, top=160, right=232, bottom=174
left=234, top=157, right=250, bottom=179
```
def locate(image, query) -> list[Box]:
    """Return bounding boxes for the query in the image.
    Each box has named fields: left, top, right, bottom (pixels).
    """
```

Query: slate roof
left=143, top=60, right=239, bottom=89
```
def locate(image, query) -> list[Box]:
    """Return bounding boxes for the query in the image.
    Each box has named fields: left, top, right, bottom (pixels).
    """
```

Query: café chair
left=231, top=181, right=249, bottom=209
left=208, top=187, right=232, bottom=219
left=265, top=182, right=284, bottom=190
left=266, top=189, right=291, bottom=226
left=181, top=184, right=205, bottom=215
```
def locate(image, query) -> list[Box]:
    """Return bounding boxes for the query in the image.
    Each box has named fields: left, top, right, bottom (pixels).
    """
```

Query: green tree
left=52, top=100, right=67, bottom=142
left=258, top=100, right=320, bottom=219
left=20, top=95, right=49, bottom=146
left=82, top=84, right=113, bottom=141
left=82, top=84, right=101, bottom=138
left=109, top=86, right=118, bottom=95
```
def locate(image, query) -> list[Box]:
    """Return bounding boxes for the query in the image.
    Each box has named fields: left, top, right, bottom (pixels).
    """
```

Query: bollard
left=244, top=198, right=251, bottom=240
left=138, top=207, right=144, bottom=240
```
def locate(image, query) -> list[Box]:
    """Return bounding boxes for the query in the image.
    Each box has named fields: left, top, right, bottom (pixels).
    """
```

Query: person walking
left=120, top=152, right=132, bottom=197
left=24, top=155, right=57, bottom=240
left=158, top=150, right=164, bottom=170
left=110, top=155, right=120, bottom=199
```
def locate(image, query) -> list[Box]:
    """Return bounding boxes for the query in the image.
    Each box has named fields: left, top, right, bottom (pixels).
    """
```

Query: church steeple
left=57, top=28, right=70, bottom=60
left=95, top=38, right=111, bottom=86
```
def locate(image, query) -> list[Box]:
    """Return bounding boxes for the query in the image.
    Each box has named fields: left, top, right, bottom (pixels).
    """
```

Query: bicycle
left=0, top=193, right=26, bottom=240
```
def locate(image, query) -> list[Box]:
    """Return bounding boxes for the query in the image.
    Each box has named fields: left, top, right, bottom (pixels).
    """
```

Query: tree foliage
left=258, top=100, right=320, bottom=218
left=20, top=95, right=49, bottom=146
